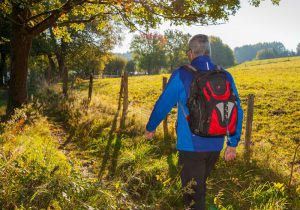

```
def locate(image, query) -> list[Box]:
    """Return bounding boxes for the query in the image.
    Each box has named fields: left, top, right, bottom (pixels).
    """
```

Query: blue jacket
left=146, top=55, right=244, bottom=152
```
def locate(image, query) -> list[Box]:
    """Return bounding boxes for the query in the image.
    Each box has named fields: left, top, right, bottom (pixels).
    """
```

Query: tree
left=31, top=33, right=58, bottom=83
left=164, top=30, right=190, bottom=72
left=255, top=48, right=279, bottom=60
left=60, top=22, right=120, bottom=95
left=104, top=56, right=127, bottom=76
left=0, top=18, right=10, bottom=87
left=210, top=36, right=235, bottom=67
left=297, top=43, right=300, bottom=56
left=68, top=44, right=108, bottom=78
left=0, top=0, right=280, bottom=114
left=130, top=33, right=167, bottom=74
left=125, top=60, right=136, bottom=75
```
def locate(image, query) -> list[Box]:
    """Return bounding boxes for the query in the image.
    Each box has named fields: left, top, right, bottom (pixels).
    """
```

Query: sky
left=112, top=0, right=300, bottom=53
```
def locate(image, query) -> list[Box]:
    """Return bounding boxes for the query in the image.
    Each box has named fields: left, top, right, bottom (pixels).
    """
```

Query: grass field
left=0, top=56, right=300, bottom=209
left=76, top=56, right=300, bottom=173
left=73, top=56, right=300, bottom=208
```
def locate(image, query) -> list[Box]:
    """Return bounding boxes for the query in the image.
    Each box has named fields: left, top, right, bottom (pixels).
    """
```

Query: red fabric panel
left=208, top=106, right=237, bottom=135
left=228, top=106, right=237, bottom=133
left=206, top=81, right=230, bottom=100
left=186, top=115, right=190, bottom=122
left=208, top=109, right=226, bottom=135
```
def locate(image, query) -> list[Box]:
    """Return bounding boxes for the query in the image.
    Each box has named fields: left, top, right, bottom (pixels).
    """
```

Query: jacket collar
left=191, top=55, right=215, bottom=71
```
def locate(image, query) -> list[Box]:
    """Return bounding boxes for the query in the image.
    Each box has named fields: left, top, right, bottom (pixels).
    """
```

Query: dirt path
left=48, top=121, right=98, bottom=179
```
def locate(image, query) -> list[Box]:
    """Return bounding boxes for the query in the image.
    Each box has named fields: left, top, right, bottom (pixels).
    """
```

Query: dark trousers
left=178, top=151, right=220, bottom=210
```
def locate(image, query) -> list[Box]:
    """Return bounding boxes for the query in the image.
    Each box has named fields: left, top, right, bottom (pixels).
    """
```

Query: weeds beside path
left=1, top=56, right=300, bottom=209
left=33, top=83, right=300, bottom=209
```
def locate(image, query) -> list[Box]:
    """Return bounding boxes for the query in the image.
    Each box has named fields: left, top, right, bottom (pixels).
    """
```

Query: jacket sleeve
left=146, top=70, right=180, bottom=132
left=227, top=72, right=244, bottom=147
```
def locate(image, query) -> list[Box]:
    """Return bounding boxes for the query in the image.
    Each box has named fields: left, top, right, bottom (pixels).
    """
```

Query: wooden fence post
left=244, top=94, right=255, bottom=161
left=162, top=77, right=169, bottom=140
left=120, top=72, right=128, bottom=129
left=289, top=141, right=300, bottom=187
left=117, top=75, right=124, bottom=111
left=88, top=73, right=93, bottom=103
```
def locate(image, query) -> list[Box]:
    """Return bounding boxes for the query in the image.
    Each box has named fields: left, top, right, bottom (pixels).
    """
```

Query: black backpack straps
left=215, top=65, right=226, bottom=72
left=215, top=65, right=221, bottom=71
left=182, top=64, right=199, bottom=75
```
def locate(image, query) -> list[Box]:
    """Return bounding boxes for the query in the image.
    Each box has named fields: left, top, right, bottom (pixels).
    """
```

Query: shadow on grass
left=98, top=110, right=120, bottom=179
left=167, top=153, right=179, bottom=179
left=108, top=133, right=122, bottom=178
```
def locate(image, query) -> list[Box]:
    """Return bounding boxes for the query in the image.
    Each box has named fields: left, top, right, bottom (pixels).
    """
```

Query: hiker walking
left=145, top=34, right=243, bottom=210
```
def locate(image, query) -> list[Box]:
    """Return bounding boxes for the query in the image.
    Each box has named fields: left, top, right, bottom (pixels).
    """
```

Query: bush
left=0, top=105, right=118, bottom=209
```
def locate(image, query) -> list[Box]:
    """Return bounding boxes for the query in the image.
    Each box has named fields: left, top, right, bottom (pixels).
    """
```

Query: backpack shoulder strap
left=214, top=65, right=226, bottom=72
left=182, top=64, right=200, bottom=75
left=215, top=65, right=221, bottom=71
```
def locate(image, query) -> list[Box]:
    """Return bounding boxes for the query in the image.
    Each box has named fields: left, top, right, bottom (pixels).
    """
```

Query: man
left=145, top=34, right=243, bottom=210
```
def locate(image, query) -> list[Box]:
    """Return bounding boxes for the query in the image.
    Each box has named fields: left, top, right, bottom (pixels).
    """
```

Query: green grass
left=75, top=56, right=300, bottom=172
left=1, top=56, right=300, bottom=209
left=70, top=56, right=300, bottom=208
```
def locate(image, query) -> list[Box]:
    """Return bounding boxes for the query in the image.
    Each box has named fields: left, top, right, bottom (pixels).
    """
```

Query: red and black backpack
left=181, top=64, right=238, bottom=137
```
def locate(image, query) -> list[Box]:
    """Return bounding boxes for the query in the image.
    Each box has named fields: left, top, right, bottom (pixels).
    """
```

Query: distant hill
left=234, top=42, right=295, bottom=64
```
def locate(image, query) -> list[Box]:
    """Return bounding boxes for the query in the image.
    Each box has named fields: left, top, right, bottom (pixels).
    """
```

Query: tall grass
left=0, top=56, right=300, bottom=209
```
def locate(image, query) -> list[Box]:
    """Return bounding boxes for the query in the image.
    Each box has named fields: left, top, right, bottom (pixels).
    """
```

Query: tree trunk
left=54, top=40, right=68, bottom=96
left=46, top=53, right=56, bottom=83
left=56, top=52, right=65, bottom=78
left=61, top=41, right=68, bottom=97
left=53, top=40, right=68, bottom=97
left=0, top=53, right=7, bottom=87
left=170, top=64, right=173, bottom=72
left=6, top=5, right=32, bottom=115
left=62, top=65, right=68, bottom=97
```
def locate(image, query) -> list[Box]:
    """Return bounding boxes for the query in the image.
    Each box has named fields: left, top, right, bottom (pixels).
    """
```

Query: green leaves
left=52, top=26, right=72, bottom=42
left=164, top=30, right=190, bottom=72
left=1, top=0, right=282, bottom=39
left=249, top=0, right=281, bottom=7
left=210, top=36, right=235, bottom=67
left=0, top=0, right=12, bottom=16
left=130, top=33, right=167, bottom=74
left=104, top=55, right=127, bottom=76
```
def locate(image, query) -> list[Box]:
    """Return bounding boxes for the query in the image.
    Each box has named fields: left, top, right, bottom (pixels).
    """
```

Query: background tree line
left=130, top=31, right=236, bottom=74
left=104, top=32, right=300, bottom=76
left=105, top=31, right=236, bottom=76
left=234, top=41, right=299, bottom=63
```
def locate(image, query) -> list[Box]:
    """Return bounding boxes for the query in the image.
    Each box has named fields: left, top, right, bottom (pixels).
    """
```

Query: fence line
left=119, top=72, right=128, bottom=130
left=116, top=75, right=256, bottom=157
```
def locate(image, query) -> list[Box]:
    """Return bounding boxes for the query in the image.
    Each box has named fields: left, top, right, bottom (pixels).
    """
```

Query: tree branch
left=25, top=9, right=57, bottom=23
left=29, top=0, right=86, bottom=37
left=114, top=7, right=146, bottom=35
left=2, top=15, right=23, bottom=26
left=85, top=0, right=111, bottom=4
left=55, top=13, right=111, bottom=26
left=0, top=36, right=10, bottom=44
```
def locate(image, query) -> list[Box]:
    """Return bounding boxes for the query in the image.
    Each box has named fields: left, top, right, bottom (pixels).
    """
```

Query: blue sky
left=113, top=0, right=300, bottom=53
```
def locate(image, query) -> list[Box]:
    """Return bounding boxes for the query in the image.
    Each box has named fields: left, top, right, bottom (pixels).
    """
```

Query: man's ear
left=188, top=51, right=193, bottom=62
